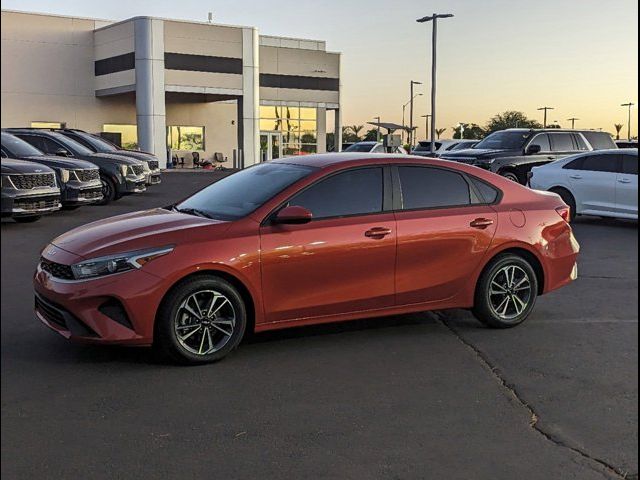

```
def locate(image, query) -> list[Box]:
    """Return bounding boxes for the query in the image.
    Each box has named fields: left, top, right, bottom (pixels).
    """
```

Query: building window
left=260, top=106, right=317, bottom=156
left=31, top=121, right=66, bottom=129
left=167, top=126, right=205, bottom=151
left=103, top=124, right=138, bottom=150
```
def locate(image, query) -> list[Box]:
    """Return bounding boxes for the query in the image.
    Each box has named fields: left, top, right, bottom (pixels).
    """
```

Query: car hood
left=82, top=153, right=144, bottom=165
left=23, top=155, right=97, bottom=170
left=441, top=148, right=516, bottom=158
left=113, top=150, right=158, bottom=162
left=1, top=158, right=55, bottom=174
left=51, top=208, right=231, bottom=259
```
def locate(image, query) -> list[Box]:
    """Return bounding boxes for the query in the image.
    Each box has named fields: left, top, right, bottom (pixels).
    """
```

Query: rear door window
left=567, top=154, right=621, bottom=173
left=622, top=154, right=638, bottom=175
left=398, top=166, right=471, bottom=209
left=573, top=134, right=589, bottom=151
left=549, top=133, right=575, bottom=152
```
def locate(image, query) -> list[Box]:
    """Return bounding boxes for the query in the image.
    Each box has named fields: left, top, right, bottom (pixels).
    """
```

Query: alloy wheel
left=174, top=290, right=236, bottom=356
left=487, top=265, right=532, bottom=321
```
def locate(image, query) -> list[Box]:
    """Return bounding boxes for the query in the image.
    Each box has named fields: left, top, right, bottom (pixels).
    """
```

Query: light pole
left=567, top=117, right=579, bottom=129
left=373, top=116, right=381, bottom=141
left=621, top=102, right=635, bottom=140
left=417, top=13, right=454, bottom=154
left=537, top=106, right=554, bottom=128
left=408, top=80, right=422, bottom=152
left=456, top=122, right=466, bottom=139
left=402, top=94, right=423, bottom=143
left=421, top=114, right=431, bottom=142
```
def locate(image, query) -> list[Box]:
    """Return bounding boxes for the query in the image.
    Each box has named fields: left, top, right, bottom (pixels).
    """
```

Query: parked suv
left=2, top=158, right=61, bottom=222
left=56, top=129, right=161, bottom=186
left=6, top=129, right=147, bottom=204
left=439, top=129, right=617, bottom=184
left=1, top=132, right=103, bottom=208
left=343, top=141, right=407, bottom=154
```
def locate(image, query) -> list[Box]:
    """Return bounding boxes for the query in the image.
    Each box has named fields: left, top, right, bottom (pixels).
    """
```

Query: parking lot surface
left=2, top=172, right=637, bottom=479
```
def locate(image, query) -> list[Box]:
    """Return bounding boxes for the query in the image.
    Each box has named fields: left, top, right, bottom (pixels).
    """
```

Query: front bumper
left=121, top=174, right=147, bottom=194
left=146, top=169, right=162, bottom=186
left=33, top=252, right=166, bottom=345
left=61, top=181, right=103, bottom=206
left=1, top=189, right=61, bottom=217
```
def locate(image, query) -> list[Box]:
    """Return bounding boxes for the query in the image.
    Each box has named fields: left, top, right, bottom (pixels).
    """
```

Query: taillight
left=556, top=205, right=571, bottom=223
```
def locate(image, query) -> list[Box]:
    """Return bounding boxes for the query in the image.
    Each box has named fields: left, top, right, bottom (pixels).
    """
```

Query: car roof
left=270, top=152, right=472, bottom=169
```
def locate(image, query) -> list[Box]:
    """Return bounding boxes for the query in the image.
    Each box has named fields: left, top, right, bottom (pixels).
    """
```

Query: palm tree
left=614, top=124, right=624, bottom=140
left=349, top=125, right=364, bottom=141
left=435, top=128, right=447, bottom=139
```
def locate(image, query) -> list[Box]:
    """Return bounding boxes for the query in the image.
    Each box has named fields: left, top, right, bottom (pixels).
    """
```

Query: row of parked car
left=345, top=128, right=638, bottom=221
left=1, top=129, right=162, bottom=222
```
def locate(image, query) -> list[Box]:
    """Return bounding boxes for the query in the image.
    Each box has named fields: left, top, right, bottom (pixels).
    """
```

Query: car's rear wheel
left=98, top=175, right=117, bottom=205
left=472, top=254, right=538, bottom=328
left=13, top=215, right=41, bottom=223
left=500, top=170, right=521, bottom=183
left=155, top=275, right=247, bottom=364
left=550, top=187, right=577, bottom=222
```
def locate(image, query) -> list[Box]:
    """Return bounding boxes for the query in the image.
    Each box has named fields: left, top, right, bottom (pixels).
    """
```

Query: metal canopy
left=367, top=122, right=413, bottom=134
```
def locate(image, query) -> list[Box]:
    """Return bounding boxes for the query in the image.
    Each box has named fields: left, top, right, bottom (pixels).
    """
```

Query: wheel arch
left=477, top=245, right=546, bottom=295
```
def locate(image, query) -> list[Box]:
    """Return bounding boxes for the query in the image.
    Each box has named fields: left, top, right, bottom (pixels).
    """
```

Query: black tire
left=13, top=215, right=41, bottom=223
left=550, top=188, right=577, bottom=222
left=500, top=170, right=521, bottom=183
left=61, top=205, right=80, bottom=211
left=98, top=175, right=117, bottom=205
left=155, top=275, right=247, bottom=364
left=472, top=254, right=538, bottom=328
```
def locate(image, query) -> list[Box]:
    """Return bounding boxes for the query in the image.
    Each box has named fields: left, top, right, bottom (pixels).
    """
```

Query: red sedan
left=34, top=154, right=579, bottom=364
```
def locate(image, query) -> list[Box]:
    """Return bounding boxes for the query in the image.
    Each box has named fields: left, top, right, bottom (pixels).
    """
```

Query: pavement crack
left=437, top=316, right=632, bottom=480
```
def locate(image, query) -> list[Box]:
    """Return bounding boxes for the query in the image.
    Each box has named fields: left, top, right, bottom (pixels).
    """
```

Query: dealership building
left=1, top=10, right=342, bottom=168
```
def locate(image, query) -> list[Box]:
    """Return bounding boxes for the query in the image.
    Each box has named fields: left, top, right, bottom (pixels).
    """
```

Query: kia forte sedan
left=34, top=154, right=579, bottom=364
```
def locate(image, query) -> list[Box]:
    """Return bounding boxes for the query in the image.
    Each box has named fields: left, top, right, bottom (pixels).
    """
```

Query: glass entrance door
left=259, top=132, right=282, bottom=161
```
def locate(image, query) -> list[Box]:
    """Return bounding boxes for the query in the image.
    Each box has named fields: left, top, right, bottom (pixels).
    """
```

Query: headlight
left=143, top=162, right=151, bottom=172
left=70, top=246, right=174, bottom=280
left=60, top=169, right=70, bottom=183
left=119, top=164, right=128, bottom=177
left=1, top=175, right=16, bottom=188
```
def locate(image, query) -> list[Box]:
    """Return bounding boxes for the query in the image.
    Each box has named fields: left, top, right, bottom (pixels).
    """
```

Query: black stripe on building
left=164, top=52, right=243, bottom=75
left=259, top=74, right=339, bottom=91
left=94, top=52, right=135, bottom=76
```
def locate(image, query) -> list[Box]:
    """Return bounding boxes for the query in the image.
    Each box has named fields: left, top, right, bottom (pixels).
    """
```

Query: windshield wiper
left=173, top=206, right=213, bottom=219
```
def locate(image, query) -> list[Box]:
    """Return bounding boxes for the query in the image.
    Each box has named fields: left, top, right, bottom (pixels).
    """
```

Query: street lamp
left=456, top=122, right=466, bottom=139
left=402, top=93, right=422, bottom=143
left=421, top=114, right=431, bottom=142
left=417, top=13, right=454, bottom=154
left=621, top=102, right=635, bottom=140
left=567, top=117, right=579, bottom=129
left=373, top=116, right=381, bottom=141
left=537, top=106, right=554, bottom=128
left=408, top=80, right=422, bottom=151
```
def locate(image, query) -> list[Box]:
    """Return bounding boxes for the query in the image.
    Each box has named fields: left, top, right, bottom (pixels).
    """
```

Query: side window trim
left=264, top=165, right=392, bottom=225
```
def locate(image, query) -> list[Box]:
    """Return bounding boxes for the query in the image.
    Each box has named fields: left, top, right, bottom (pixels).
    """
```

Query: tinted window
left=528, top=134, right=550, bottom=152
left=622, top=154, right=638, bottom=175
left=14, top=134, right=48, bottom=152
left=470, top=177, right=500, bottom=204
left=372, top=144, right=386, bottom=153
left=399, top=167, right=470, bottom=209
left=344, top=143, right=376, bottom=152
left=474, top=131, right=529, bottom=150
left=567, top=154, right=620, bottom=173
left=583, top=131, right=617, bottom=150
left=573, top=134, right=589, bottom=151
left=289, top=168, right=383, bottom=219
left=176, top=163, right=315, bottom=220
left=550, top=133, right=575, bottom=152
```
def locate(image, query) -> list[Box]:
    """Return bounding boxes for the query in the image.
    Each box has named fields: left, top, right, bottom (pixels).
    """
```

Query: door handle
left=470, top=218, right=494, bottom=229
left=569, top=174, right=583, bottom=179
left=364, top=227, right=392, bottom=238
left=547, top=156, right=555, bottom=160
left=618, top=178, right=632, bottom=184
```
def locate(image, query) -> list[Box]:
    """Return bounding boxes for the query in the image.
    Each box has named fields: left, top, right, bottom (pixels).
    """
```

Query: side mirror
left=274, top=205, right=313, bottom=225
left=54, top=148, right=70, bottom=157
left=526, top=144, right=541, bottom=155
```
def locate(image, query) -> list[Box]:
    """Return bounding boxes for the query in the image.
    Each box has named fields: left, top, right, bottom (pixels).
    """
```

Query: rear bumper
left=542, top=226, right=581, bottom=294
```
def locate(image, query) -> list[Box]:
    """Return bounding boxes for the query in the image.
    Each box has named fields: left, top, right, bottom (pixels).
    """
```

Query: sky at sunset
left=2, top=0, right=638, bottom=139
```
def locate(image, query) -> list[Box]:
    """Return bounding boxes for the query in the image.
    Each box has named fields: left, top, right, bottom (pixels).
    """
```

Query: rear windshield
left=582, top=132, right=617, bottom=150
left=344, top=143, right=375, bottom=152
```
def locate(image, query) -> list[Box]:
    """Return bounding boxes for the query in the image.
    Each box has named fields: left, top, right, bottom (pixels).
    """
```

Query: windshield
left=451, top=141, right=477, bottom=151
left=1, top=132, right=43, bottom=156
left=175, top=162, right=316, bottom=220
left=48, top=132, right=95, bottom=156
left=344, top=143, right=375, bottom=152
left=474, top=131, right=530, bottom=150
left=73, top=132, right=118, bottom=152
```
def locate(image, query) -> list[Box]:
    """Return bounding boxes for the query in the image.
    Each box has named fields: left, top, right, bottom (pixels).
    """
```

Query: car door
left=616, top=152, right=638, bottom=216
left=566, top=153, right=619, bottom=215
left=393, top=165, right=498, bottom=305
left=259, top=166, right=396, bottom=323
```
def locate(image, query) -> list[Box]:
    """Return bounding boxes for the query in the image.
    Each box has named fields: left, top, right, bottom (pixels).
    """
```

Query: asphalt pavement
left=1, top=172, right=637, bottom=480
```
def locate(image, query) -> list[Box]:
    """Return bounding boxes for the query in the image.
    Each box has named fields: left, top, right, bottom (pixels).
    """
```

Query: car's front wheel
left=98, top=175, right=117, bottom=205
left=499, top=170, right=521, bottom=183
left=155, top=275, right=247, bottom=364
left=472, top=254, right=538, bottom=328
left=13, top=215, right=41, bottom=223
